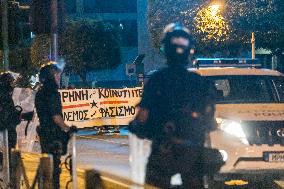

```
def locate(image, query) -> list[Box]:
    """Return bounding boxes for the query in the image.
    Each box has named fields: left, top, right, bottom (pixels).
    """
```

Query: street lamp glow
left=194, top=3, right=230, bottom=42
left=209, top=4, right=221, bottom=16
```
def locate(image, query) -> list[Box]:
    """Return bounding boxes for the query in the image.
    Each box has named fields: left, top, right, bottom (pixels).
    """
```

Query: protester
left=129, top=23, right=222, bottom=188
left=35, top=62, right=77, bottom=189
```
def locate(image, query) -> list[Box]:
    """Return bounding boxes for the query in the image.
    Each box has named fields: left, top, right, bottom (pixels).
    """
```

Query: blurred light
left=221, top=121, right=245, bottom=138
left=225, top=180, right=249, bottom=186
left=194, top=2, right=230, bottom=42
left=30, top=32, right=35, bottom=39
left=57, top=58, right=66, bottom=71
left=19, top=5, right=30, bottom=10
left=29, top=74, right=39, bottom=87
left=210, top=4, right=221, bottom=16
left=210, top=0, right=225, bottom=7
left=220, top=120, right=249, bottom=145
left=219, top=150, right=228, bottom=161
left=170, top=173, right=182, bottom=186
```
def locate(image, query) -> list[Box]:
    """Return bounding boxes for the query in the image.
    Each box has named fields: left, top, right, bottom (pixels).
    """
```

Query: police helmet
left=161, top=23, right=191, bottom=44
left=39, top=62, right=62, bottom=84
left=0, top=72, right=15, bottom=92
left=161, top=23, right=194, bottom=64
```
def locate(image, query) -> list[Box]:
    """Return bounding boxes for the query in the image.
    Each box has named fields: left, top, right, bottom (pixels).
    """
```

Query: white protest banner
left=60, top=87, right=143, bottom=128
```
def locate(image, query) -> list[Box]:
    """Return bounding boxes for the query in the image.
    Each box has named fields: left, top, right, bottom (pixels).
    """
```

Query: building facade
left=63, top=0, right=138, bottom=87
left=19, top=0, right=164, bottom=87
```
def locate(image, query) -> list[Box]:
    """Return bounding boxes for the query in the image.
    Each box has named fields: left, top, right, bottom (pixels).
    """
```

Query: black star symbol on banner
left=90, top=100, right=98, bottom=108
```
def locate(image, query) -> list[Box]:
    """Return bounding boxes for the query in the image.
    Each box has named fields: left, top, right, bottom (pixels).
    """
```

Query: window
left=208, top=76, right=275, bottom=103
left=84, top=0, right=137, bottom=13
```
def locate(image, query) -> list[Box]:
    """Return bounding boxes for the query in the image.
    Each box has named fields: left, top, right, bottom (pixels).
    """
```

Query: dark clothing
left=146, top=145, right=203, bottom=189
left=35, top=87, right=69, bottom=155
left=0, top=92, right=21, bottom=148
left=35, top=88, right=62, bottom=129
left=139, top=65, right=216, bottom=144
left=146, top=145, right=224, bottom=189
left=130, top=65, right=217, bottom=188
left=35, top=87, right=69, bottom=189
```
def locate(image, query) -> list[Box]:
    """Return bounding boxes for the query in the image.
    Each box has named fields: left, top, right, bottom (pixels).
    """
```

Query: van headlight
left=217, top=119, right=249, bottom=145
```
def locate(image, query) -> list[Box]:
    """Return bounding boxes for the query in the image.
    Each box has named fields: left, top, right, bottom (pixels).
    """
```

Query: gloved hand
left=128, top=120, right=150, bottom=139
left=68, top=125, right=78, bottom=135
left=202, top=148, right=225, bottom=175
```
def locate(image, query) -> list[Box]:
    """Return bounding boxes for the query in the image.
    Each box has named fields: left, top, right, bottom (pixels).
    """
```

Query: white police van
left=191, top=58, right=284, bottom=188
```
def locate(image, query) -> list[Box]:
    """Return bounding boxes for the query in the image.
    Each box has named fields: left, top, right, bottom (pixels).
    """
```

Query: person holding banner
left=35, top=62, right=77, bottom=189
left=129, top=23, right=223, bottom=188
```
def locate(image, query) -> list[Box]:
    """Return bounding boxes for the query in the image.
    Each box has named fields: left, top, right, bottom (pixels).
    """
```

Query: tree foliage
left=0, top=48, right=35, bottom=87
left=30, top=34, right=51, bottom=68
left=225, top=0, right=284, bottom=51
left=148, top=0, right=205, bottom=49
left=0, top=1, right=30, bottom=49
left=0, top=2, right=34, bottom=86
left=193, top=4, right=230, bottom=43
left=29, top=20, right=121, bottom=83
left=59, top=19, right=121, bottom=82
left=148, top=0, right=284, bottom=55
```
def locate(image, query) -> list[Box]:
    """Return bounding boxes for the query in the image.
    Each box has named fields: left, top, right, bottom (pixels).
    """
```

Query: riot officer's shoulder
left=187, top=71, right=201, bottom=77
left=145, top=68, right=167, bottom=83
left=187, top=71, right=203, bottom=81
left=187, top=71, right=213, bottom=89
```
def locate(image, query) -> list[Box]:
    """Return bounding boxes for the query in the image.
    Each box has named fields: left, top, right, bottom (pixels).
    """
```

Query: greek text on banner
left=60, top=88, right=142, bottom=128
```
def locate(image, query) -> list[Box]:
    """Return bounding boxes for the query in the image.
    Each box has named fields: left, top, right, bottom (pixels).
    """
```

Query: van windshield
left=207, top=75, right=284, bottom=104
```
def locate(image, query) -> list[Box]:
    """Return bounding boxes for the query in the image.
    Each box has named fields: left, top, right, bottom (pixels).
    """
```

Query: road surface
left=73, top=131, right=284, bottom=189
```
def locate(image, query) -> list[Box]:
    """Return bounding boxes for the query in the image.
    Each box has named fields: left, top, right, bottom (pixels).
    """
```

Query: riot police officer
left=35, top=62, right=76, bottom=189
left=129, top=23, right=219, bottom=188
left=0, top=72, right=21, bottom=149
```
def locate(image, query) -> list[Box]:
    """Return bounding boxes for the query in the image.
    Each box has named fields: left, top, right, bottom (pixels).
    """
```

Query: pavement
left=20, top=152, right=85, bottom=189
left=74, top=134, right=284, bottom=189
left=17, top=133, right=284, bottom=189
left=20, top=151, right=155, bottom=189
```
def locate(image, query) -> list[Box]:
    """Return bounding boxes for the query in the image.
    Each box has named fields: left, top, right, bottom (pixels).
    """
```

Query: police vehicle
left=191, top=58, right=284, bottom=188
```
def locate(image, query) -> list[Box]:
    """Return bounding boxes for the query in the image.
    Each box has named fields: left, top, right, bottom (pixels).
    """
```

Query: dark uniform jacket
left=131, top=65, right=216, bottom=147
left=35, top=87, right=69, bottom=154
left=129, top=65, right=221, bottom=188
left=0, top=92, right=21, bottom=148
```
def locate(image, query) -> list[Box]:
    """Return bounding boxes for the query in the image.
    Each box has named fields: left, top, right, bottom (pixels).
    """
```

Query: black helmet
left=161, top=23, right=194, bottom=65
left=0, top=72, right=15, bottom=93
left=39, top=62, right=62, bottom=89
